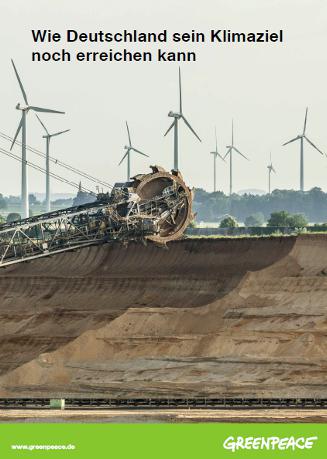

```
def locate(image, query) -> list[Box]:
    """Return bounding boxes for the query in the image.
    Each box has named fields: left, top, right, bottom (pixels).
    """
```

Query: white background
left=0, top=0, right=326, bottom=195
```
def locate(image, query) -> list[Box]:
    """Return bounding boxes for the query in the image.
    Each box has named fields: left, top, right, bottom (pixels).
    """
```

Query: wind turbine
left=267, top=152, right=276, bottom=194
left=210, top=127, right=225, bottom=192
left=36, top=115, right=70, bottom=212
left=224, top=120, right=249, bottom=196
left=10, top=59, right=65, bottom=218
left=283, top=107, right=324, bottom=191
left=164, top=67, right=201, bottom=170
left=119, top=121, right=149, bottom=180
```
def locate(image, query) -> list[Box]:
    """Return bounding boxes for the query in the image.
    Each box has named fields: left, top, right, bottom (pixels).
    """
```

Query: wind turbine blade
left=132, top=147, right=149, bottom=158
left=35, top=114, right=49, bottom=135
left=232, top=119, right=234, bottom=146
left=179, top=67, right=182, bottom=114
left=212, top=151, right=225, bottom=161
left=11, top=59, right=28, bottom=105
left=303, top=107, right=308, bottom=135
left=272, top=166, right=276, bottom=173
left=29, top=106, right=65, bottom=114
left=50, top=129, right=70, bottom=138
left=224, top=147, right=232, bottom=160
left=181, top=115, right=201, bottom=142
left=164, top=120, right=175, bottom=136
left=282, top=136, right=300, bottom=146
left=304, top=136, right=324, bottom=155
left=118, top=149, right=130, bottom=165
left=10, top=117, right=23, bottom=150
left=126, top=121, right=132, bottom=147
left=233, top=146, right=249, bottom=160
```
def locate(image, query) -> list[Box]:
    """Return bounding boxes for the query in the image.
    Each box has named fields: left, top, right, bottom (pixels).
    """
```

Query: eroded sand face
left=1, top=409, right=326, bottom=424
left=0, top=235, right=326, bottom=397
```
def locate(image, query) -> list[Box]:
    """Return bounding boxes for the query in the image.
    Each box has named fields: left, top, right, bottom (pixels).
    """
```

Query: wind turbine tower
left=164, top=67, right=201, bottom=170
left=224, top=120, right=249, bottom=196
left=283, top=107, right=324, bottom=191
left=210, top=127, right=225, bottom=192
left=36, top=115, right=70, bottom=212
left=10, top=59, right=65, bottom=218
left=267, top=152, right=276, bottom=194
left=119, top=121, right=149, bottom=180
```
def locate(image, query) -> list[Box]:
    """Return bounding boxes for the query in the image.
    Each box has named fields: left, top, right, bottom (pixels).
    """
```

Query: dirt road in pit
left=0, top=235, right=326, bottom=398
left=1, top=409, right=326, bottom=423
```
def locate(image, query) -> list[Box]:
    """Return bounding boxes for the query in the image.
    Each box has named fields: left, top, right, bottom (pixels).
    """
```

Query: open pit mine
left=0, top=167, right=326, bottom=400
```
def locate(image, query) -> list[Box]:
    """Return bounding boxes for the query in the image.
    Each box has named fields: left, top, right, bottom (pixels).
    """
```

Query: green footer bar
left=0, top=424, right=326, bottom=458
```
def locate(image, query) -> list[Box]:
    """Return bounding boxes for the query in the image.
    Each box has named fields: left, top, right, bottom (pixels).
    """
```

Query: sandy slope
left=1, top=409, right=326, bottom=423
left=0, top=235, right=326, bottom=397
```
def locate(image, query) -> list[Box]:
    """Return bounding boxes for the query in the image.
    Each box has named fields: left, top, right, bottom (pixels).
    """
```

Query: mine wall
left=0, top=234, right=326, bottom=398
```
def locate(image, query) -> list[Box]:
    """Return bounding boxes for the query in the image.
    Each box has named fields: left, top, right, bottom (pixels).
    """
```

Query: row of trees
left=0, top=213, right=22, bottom=224
left=0, top=191, right=93, bottom=211
left=194, top=187, right=327, bottom=223
left=2, top=187, right=327, bottom=226
left=0, top=189, right=95, bottom=224
left=0, top=194, right=40, bottom=208
left=220, top=211, right=309, bottom=228
left=0, top=194, right=6, bottom=211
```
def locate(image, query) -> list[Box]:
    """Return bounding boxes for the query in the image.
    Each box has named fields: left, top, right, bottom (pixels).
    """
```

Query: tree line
left=2, top=187, right=327, bottom=225
left=194, top=187, right=327, bottom=223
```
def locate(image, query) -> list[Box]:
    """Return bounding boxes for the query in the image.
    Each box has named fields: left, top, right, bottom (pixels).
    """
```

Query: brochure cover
left=0, top=0, right=326, bottom=457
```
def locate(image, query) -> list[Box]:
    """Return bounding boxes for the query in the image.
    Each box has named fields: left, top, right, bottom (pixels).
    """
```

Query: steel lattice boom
left=0, top=167, right=193, bottom=268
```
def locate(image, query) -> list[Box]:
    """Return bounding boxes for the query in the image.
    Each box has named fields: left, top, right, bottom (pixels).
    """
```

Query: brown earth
left=1, top=409, right=326, bottom=423
left=0, top=234, right=326, bottom=398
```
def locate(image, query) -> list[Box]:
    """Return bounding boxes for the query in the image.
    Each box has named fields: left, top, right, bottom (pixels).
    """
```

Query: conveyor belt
left=0, top=398, right=326, bottom=410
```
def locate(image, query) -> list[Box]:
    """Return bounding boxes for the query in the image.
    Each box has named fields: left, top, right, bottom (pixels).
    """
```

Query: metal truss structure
left=0, top=398, right=326, bottom=410
left=0, top=167, right=193, bottom=268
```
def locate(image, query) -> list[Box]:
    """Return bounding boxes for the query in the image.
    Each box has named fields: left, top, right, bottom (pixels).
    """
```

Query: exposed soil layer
left=1, top=409, right=326, bottom=424
left=0, top=235, right=326, bottom=397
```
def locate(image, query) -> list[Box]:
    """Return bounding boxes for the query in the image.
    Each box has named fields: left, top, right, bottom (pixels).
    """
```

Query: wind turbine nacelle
left=16, top=103, right=28, bottom=111
left=168, top=111, right=182, bottom=119
left=168, top=110, right=175, bottom=117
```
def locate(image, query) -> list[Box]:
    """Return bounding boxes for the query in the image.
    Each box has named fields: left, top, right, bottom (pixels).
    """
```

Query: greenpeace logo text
left=11, top=444, right=76, bottom=451
left=223, top=436, right=318, bottom=452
